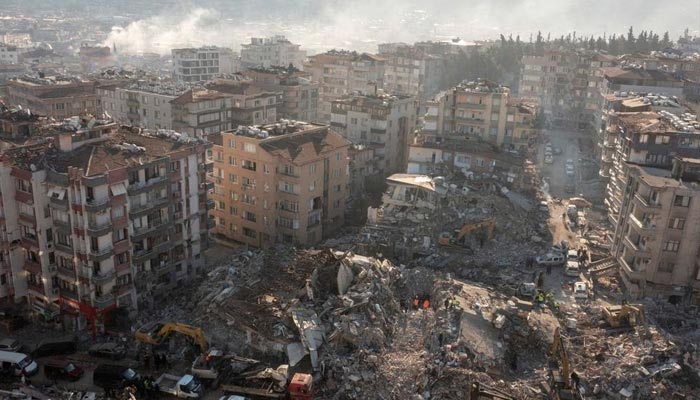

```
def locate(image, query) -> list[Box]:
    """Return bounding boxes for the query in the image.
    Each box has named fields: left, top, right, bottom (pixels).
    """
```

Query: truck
left=220, top=364, right=313, bottom=400
left=191, top=349, right=260, bottom=384
left=156, top=373, right=204, bottom=399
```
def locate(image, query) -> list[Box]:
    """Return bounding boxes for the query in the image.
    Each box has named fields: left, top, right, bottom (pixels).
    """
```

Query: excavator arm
left=135, top=322, right=208, bottom=352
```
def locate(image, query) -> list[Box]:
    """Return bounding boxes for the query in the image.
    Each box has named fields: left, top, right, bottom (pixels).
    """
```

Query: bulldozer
left=548, top=327, right=583, bottom=400
left=438, top=219, right=496, bottom=247
left=602, top=303, right=645, bottom=329
left=135, top=321, right=208, bottom=353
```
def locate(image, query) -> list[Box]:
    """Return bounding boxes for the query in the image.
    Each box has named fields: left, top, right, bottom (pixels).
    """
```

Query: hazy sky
left=91, top=0, right=700, bottom=54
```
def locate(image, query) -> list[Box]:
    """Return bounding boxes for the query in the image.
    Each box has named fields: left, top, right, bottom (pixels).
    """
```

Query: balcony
left=57, top=265, right=76, bottom=280
left=628, top=214, right=655, bottom=231
left=85, top=197, right=109, bottom=212
left=133, top=248, right=154, bottom=262
left=21, top=236, right=39, bottom=249
left=60, top=288, right=80, bottom=301
left=634, top=193, right=661, bottom=209
left=93, top=293, right=115, bottom=310
left=206, top=199, right=215, bottom=210
left=91, top=270, right=116, bottom=285
left=455, top=102, right=486, bottom=110
left=87, top=220, right=112, bottom=237
left=23, top=258, right=42, bottom=274
left=133, top=220, right=170, bottom=239
left=18, top=212, right=36, bottom=226
left=619, top=257, right=643, bottom=281
left=54, top=242, right=73, bottom=255
left=127, top=176, right=168, bottom=195
left=201, top=181, right=214, bottom=191
left=27, top=281, right=45, bottom=295
left=88, top=246, right=113, bottom=262
left=49, top=196, right=69, bottom=210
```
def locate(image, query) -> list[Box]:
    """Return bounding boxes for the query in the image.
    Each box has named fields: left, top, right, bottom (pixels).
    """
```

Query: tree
left=661, top=31, right=672, bottom=48
left=625, top=26, right=636, bottom=53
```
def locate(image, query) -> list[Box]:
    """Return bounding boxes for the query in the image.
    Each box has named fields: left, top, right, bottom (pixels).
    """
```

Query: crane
left=135, top=322, right=208, bottom=352
left=549, top=327, right=583, bottom=400
left=438, top=218, right=496, bottom=246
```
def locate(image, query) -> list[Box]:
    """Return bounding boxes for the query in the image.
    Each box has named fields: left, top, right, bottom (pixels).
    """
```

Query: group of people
left=412, top=295, right=431, bottom=310
left=535, top=289, right=560, bottom=310
left=142, top=351, right=170, bottom=371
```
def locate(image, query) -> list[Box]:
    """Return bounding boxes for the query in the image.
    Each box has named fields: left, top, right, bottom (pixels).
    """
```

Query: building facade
left=208, top=122, right=350, bottom=248
left=98, top=82, right=185, bottom=130
left=330, top=93, right=417, bottom=175
left=305, top=51, right=385, bottom=122
left=0, top=44, right=19, bottom=65
left=6, top=76, right=98, bottom=119
left=0, top=118, right=211, bottom=332
left=240, top=36, right=306, bottom=70
left=425, top=80, right=538, bottom=151
left=611, top=159, right=700, bottom=302
left=242, top=67, right=319, bottom=122
left=172, top=47, right=237, bottom=83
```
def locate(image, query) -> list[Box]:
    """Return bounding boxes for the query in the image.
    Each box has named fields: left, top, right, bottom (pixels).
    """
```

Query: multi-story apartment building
left=0, top=43, right=19, bottom=65
left=172, top=47, right=238, bottom=83
left=240, top=36, right=306, bottom=70
left=6, top=75, right=98, bottom=119
left=0, top=106, right=42, bottom=139
left=602, top=111, right=700, bottom=219
left=305, top=50, right=385, bottom=122
left=621, top=51, right=700, bottom=81
left=98, top=81, right=187, bottom=130
left=171, top=88, right=234, bottom=138
left=520, top=50, right=615, bottom=131
left=378, top=46, right=444, bottom=103
left=611, top=157, right=700, bottom=302
left=242, top=67, right=319, bottom=122
left=208, top=122, right=350, bottom=248
left=206, top=80, right=284, bottom=127
left=330, top=93, right=417, bottom=175
left=0, top=118, right=211, bottom=331
left=424, top=80, right=539, bottom=151
left=600, top=66, right=685, bottom=99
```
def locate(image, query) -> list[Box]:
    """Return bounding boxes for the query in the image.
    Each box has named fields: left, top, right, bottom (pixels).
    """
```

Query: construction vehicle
left=548, top=327, right=583, bottom=400
left=469, top=382, right=515, bottom=399
left=439, top=219, right=496, bottom=246
left=191, top=349, right=261, bottom=385
left=135, top=322, right=208, bottom=352
left=220, top=363, right=313, bottom=400
left=602, top=303, right=645, bottom=329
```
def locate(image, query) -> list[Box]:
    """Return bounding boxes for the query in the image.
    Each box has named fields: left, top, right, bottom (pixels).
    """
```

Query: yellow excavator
left=438, top=218, right=496, bottom=247
left=135, top=322, right=208, bottom=352
left=602, top=302, right=645, bottom=329
left=549, top=327, right=583, bottom=400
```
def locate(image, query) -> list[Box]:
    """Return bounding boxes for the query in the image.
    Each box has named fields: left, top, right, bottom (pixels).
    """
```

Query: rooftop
left=332, top=92, right=414, bottom=108
left=10, top=75, right=92, bottom=87
left=386, top=174, right=441, bottom=192
left=629, top=163, right=700, bottom=189
left=412, top=136, right=523, bottom=166
left=171, top=88, right=232, bottom=105
left=454, top=79, right=509, bottom=94
left=602, top=66, right=683, bottom=83
left=615, top=111, right=700, bottom=134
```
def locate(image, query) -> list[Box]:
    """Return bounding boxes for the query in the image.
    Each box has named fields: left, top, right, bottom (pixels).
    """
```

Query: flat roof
left=386, top=174, right=439, bottom=191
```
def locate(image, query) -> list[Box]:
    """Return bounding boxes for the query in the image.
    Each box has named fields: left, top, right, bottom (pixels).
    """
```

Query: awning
left=109, top=183, right=127, bottom=196
left=47, top=187, right=66, bottom=200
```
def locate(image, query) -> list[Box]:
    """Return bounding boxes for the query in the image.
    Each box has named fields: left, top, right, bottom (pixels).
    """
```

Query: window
left=116, top=252, right=128, bottom=265
left=655, top=135, right=670, bottom=145
left=662, top=240, right=680, bottom=252
left=228, top=139, right=236, bottom=148
left=242, top=227, right=256, bottom=238
left=217, top=201, right=226, bottom=210
left=279, top=181, right=297, bottom=194
left=334, top=184, right=341, bottom=192
left=114, top=228, right=127, bottom=242
left=309, top=163, right=317, bottom=174
left=243, top=143, right=256, bottom=153
left=307, top=213, right=321, bottom=226
left=15, top=179, right=32, bottom=193
left=264, top=164, right=270, bottom=174
left=169, top=161, right=180, bottom=171
left=242, top=177, right=255, bottom=187
left=280, top=200, right=299, bottom=212
left=658, top=262, right=675, bottom=273
left=668, top=218, right=685, bottom=230
left=229, top=174, right=237, bottom=183
left=242, top=160, right=256, bottom=171
left=243, top=211, right=256, bottom=222
left=242, top=194, right=255, bottom=204
left=229, top=207, right=237, bottom=216
left=674, top=195, right=691, bottom=207
left=334, top=199, right=341, bottom=208
left=228, top=156, right=237, bottom=166
left=336, top=152, right=341, bottom=161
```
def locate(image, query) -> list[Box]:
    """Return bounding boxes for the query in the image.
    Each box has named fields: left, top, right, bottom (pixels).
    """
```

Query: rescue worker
left=412, top=296, right=420, bottom=310
left=546, top=291, right=554, bottom=304
left=536, top=292, right=545, bottom=304
left=422, top=298, right=430, bottom=309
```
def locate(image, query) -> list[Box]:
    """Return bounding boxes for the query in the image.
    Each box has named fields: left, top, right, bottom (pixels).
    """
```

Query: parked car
left=565, top=260, right=580, bottom=277
left=0, top=338, right=22, bottom=353
left=573, top=282, right=589, bottom=299
left=0, top=351, right=38, bottom=376
left=93, top=364, right=140, bottom=389
left=565, top=159, right=575, bottom=167
left=566, top=165, right=575, bottom=176
left=544, top=154, right=554, bottom=164
left=567, top=249, right=579, bottom=261
left=33, top=338, right=77, bottom=358
left=44, top=359, right=84, bottom=381
left=88, top=343, right=126, bottom=360
left=536, top=254, right=565, bottom=266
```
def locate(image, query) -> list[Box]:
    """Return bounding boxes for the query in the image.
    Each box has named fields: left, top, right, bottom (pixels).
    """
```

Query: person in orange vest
left=412, top=296, right=420, bottom=310
left=422, top=298, right=430, bottom=309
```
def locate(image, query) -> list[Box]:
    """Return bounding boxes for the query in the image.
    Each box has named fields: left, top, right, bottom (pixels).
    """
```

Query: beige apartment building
left=305, top=51, right=385, bottom=122
left=209, top=122, right=351, bottom=248
left=98, top=81, right=186, bottom=130
left=330, top=93, right=417, bottom=175
left=425, top=79, right=538, bottom=151
left=6, top=75, right=99, bottom=119
left=612, top=158, right=700, bottom=302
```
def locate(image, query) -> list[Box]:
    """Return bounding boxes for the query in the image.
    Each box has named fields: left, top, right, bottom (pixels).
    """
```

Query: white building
left=0, top=44, right=19, bottom=65
left=241, top=36, right=306, bottom=70
left=172, top=47, right=238, bottom=83
left=98, top=82, right=187, bottom=130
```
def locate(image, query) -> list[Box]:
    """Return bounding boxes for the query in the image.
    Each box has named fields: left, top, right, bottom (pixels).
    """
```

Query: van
left=0, top=351, right=38, bottom=376
left=536, top=254, right=565, bottom=266
left=33, top=338, right=77, bottom=358
left=93, top=364, right=140, bottom=389
left=565, top=261, right=580, bottom=277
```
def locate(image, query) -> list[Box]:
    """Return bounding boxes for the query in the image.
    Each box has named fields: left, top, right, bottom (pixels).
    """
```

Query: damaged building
left=0, top=117, right=211, bottom=332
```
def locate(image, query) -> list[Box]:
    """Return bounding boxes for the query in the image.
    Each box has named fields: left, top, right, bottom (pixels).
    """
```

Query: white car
left=566, top=159, right=575, bottom=167
left=537, top=253, right=565, bottom=266
left=567, top=249, right=578, bottom=261
left=573, top=281, right=589, bottom=299
left=565, top=260, right=580, bottom=277
left=544, top=154, right=554, bottom=164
